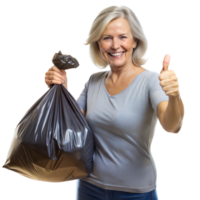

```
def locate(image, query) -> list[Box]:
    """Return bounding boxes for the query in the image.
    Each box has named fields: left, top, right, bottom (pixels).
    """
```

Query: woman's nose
left=111, top=38, right=120, bottom=49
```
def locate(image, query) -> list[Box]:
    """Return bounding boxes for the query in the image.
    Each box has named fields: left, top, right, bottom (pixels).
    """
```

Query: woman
left=45, top=6, right=184, bottom=200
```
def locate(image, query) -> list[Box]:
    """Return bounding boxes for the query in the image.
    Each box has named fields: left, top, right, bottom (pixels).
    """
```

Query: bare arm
left=163, top=95, right=184, bottom=133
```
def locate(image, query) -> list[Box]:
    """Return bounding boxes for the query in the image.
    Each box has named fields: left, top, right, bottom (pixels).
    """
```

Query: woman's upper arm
left=81, top=109, right=86, bottom=117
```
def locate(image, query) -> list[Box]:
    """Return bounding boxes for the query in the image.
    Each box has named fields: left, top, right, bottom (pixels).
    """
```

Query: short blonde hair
left=85, top=6, right=148, bottom=69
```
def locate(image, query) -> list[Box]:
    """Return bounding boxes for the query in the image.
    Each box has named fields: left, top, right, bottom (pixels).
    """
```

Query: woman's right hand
left=45, top=66, right=68, bottom=89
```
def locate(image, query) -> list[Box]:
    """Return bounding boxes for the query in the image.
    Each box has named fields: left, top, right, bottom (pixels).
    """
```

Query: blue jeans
left=77, top=179, right=159, bottom=200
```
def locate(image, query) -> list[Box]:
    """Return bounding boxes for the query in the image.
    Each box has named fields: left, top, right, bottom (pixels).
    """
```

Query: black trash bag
left=2, top=51, right=94, bottom=182
left=52, top=50, right=79, bottom=70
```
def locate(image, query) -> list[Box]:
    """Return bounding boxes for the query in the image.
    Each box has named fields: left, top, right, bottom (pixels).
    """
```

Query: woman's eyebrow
left=102, top=33, right=128, bottom=37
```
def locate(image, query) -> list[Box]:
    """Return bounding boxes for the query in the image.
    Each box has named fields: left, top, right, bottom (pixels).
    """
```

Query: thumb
left=61, top=70, right=67, bottom=82
left=162, top=54, right=170, bottom=72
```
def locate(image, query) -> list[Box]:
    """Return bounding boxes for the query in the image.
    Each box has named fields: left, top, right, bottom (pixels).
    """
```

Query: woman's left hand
left=159, top=54, right=180, bottom=97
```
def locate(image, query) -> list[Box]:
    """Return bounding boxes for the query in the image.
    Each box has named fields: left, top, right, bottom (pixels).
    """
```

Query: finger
left=45, top=71, right=63, bottom=84
left=45, top=67, right=64, bottom=80
left=52, top=65, right=62, bottom=73
left=48, top=64, right=61, bottom=73
left=62, top=78, right=70, bottom=88
left=45, top=66, right=67, bottom=87
left=60, top=69, right=66, bottom=75
left=47, top=78, right=62, bottom=85
left=45, top=71, right=63, bottom=82
left=43, top=76, right=61, bottom=85
left=163, top=54, right=170, bottom=71
left=50, top=67, right=67, bottom=79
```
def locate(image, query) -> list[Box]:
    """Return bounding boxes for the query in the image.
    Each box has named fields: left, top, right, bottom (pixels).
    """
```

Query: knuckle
left=53, top=66, right=58, bottom=70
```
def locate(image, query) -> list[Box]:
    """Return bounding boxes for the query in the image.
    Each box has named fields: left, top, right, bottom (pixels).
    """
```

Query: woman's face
left=98, top=17, right=138, bottom=69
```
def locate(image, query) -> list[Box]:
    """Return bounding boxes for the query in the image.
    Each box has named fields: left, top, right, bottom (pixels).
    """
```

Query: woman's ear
left=96, top=41, right=102, bottom=55
left=96, top=40, right=100, bottom=48
left=132, top=38, right=138, bottom=49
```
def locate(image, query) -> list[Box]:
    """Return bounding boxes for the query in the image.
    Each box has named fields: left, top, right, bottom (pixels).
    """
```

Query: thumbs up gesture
left=159, top=54, right=180, bottom=97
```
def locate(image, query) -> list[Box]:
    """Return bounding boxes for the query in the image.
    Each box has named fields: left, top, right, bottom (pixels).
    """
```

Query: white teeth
left=110, top=52, right=123, bottom=56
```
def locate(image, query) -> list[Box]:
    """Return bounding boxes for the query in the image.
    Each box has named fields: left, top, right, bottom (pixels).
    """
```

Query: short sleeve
left=148, top=72, right=169, bottom=114
left=76, top=79, right=90, bottom=113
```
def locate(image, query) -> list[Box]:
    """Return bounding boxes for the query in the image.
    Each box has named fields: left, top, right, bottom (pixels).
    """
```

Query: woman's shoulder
left=89, top=70, right=108, bottom=82
left=91, top=70, right=108, bottom=77
left=143, top=69, right=160, bottom=79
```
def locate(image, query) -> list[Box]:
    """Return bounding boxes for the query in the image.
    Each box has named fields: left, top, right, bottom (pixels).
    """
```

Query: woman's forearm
left=163, top=94, right=184, bottom=133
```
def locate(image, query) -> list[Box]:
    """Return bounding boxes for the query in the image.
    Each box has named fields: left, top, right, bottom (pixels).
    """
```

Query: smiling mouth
left=108, top=52, right=124, bottom=57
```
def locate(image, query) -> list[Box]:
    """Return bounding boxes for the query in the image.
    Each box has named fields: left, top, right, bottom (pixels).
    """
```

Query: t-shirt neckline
left=103, top=69, right=148, bottom=98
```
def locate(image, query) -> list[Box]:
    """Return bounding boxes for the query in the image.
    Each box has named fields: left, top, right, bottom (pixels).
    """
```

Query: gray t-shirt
left=76, top=69, right=169, bottom=193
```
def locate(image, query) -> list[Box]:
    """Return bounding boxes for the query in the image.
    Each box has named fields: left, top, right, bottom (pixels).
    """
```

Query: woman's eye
left=104, top=36, right=126, bottom=40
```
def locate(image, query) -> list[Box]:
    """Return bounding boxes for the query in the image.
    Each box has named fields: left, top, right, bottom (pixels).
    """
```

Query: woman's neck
left=108, top=63, right=140, bottom=83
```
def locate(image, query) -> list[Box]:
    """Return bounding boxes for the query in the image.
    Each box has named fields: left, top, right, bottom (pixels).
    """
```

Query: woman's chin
left=109, top=62, right=125, bottom=68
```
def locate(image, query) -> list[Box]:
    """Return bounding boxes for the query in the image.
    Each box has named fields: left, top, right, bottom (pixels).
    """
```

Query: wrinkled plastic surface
left=2, top=52, right=94, bottom=182
left=52, top=50, right=79, bottom=70
left=3, top=84, right=94, bottom=182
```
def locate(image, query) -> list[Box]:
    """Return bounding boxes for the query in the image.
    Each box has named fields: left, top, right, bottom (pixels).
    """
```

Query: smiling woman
left=97, top=18, right=138, bottom=69
left=74, top=5, right=166, bottom=200
left=85, top=6, right=148, bottom=68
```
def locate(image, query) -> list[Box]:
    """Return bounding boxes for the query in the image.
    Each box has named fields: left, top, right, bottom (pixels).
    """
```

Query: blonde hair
left=85, top=6, right=148, bottom=69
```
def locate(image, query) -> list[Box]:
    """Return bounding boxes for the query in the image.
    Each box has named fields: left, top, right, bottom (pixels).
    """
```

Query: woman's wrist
left=62, top=83, right=68, bottom=90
